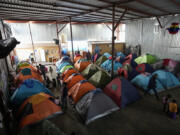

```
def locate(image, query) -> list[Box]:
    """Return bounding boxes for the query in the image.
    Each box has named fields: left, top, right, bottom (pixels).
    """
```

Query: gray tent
left=95, top=55, right=108, bottom=66
left=81, top=64, right=98, bottom=79
left=88, top=70, right=111, bottom=89
left=75, top=90, right=119, bottom=125
left=151, top=60, right=163, bottom=70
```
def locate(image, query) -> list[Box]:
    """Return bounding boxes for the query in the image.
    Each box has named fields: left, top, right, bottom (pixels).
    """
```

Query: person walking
left=145, top=74, right=159, bottom=100
left=39, top=64, right=46, bottom=80
left=162, top=94, right=172, bottom=112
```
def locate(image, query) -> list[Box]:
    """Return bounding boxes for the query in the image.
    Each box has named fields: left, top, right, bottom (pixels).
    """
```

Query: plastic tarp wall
left=125, top=15, right=180, bottom=60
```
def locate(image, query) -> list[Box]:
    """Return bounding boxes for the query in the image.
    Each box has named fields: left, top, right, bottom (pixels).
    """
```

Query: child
left=162, top=94, right=172, bottom=112
left=168, top=99, right=178, bottom=119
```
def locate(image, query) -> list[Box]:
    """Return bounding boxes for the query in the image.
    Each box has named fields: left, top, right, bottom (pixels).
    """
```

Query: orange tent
left=15, top=68, right=43, bottom=86
left=74, top=55, right=83, bottom=63
left=68, top=80, right=96, bottom=103
left=74, top=61, right=91, bottom=72
left=62, top=68, right=78, bottom=82
left=18, top=65, right=38, bottom=73
left=17, top=93, right=61, bottom=129
left=65, top=73, right=85, bottom=89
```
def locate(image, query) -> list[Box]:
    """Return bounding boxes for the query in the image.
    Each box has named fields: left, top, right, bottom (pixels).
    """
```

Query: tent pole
left=28, top=22, right=37, bottom=65
left=69, top=17, right=74, bottom=63
left=111, top=5, right=115, bottom=79
left=56, top=21, right=61, bottom=59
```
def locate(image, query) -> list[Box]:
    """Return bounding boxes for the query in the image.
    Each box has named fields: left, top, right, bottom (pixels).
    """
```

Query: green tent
left=81, top=64, right=98, bottom=79
left=95, top=56, right=108, bottom=66
left=88, top=70, right=111, bottom=89
left=135, top=54, right=157, bottom=64
left=59, top=65, right=74, bottom=74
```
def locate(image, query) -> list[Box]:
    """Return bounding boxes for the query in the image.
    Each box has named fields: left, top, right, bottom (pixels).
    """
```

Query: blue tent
left=103, top=52, right=111, bottom=58
left=11, top=79, right=52, bottom=107
left=131, top=74, right=164, bottom=94
left=104, top=77, right=141, bottom=108
left=101, top=59, right=122, bottom=72
left=152, top=70, right=180, bottom=88
left=56, top=56, right=72, bottom=67
left=116, top=52, right=125, bottom=58
left=56, top=62, right=72, bottom=72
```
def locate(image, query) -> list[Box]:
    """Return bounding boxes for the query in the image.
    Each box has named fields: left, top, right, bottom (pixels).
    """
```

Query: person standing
left=162, top=94, right=172, bottom=112
left=145, top=74, right=159, bottom=100
left=49, top=66, right=53, bottom=76
left=39, top=64, right=46, bottom=80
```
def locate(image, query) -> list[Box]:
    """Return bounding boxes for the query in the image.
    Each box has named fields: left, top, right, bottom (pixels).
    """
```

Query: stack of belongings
left=58, top=56, right=119, bottom=124
left=131, top=70, right=180, bottom=94
left=11, top=63, right=62, bottom=132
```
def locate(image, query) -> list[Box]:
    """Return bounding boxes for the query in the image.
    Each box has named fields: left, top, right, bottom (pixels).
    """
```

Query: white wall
left=125, top=15, right=180, bottom=60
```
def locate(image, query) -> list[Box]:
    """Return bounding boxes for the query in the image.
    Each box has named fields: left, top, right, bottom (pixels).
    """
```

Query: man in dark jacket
left=145, top=74, right=159, bottom=100
left=39, top=64, right=46, bottom=80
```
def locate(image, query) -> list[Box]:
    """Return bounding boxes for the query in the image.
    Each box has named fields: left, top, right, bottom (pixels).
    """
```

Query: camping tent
left=11, top=79, right=52, bottom=107
left=75, top=89, right=119, bottom=124
left=116, top=52, right=125, bottom=58
left=131, top=73, right=165, bottom=94
left=118, top=67, right=139, bottom=81
left=56, top=62, right=72, bottom=72
left=95, top=55, right=108, bottom=66
left=74, top=61, right=91, bottom=72
left=152, top=70, right=180, bottom=88
left=88, top=70, right=111, bottom=88
left=65, top=73, right=85, bottom=89
left=135, top=63, right=154, bottom=73
left=62, top=68, right=78, bottom=82
left=103, top=77, right=140, bottom=108
left=123, top=54, right=137, bottom=68
left=81, top=64, right=98, bottom=79
left=101, top=59, right=122, bottom=73
left=17, top=93, right=61, bottom=129
left=151, top=60, right=164, bottom=70
left=15, top=68, right=43, bottom=86
left=163, top=59, right=178, bottom=72
left=68, top=80, right=96, bottom=103
left=74, top=55, right=83, bottom=63
left=103, top=52, right=111, bottom=58
left=17, top=65, right=38, bottom=73
left=59, top=65, right=74, bottom=74
left=135, top=54, right=157, bottom=64
left=56, top=56, right=72, bottom=67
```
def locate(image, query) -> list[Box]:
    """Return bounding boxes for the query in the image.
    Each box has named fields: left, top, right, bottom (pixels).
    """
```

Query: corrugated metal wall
left=126, top=15, right=180, bottom=60
left=10, top=23, right=113, bottom=44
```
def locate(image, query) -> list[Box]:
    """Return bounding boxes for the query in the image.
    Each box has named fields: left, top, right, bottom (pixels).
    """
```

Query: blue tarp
left=103, top=52, right=111, bottom=58
left=101, top=59, right=122, bottom=72
left=11, top=79, right=52, bottom=107
left=116, top=52, right=125, bottom=58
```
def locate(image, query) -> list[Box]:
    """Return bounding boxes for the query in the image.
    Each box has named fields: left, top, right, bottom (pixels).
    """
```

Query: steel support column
left=111, top=5, right=115, bottom=79
left=28, top=22, right=37, bottom=64
left=56, top=21, right=61, bottom=58
left=69, top=17, right=74, bottom=63
left=156, top=17, right=163, bottom=29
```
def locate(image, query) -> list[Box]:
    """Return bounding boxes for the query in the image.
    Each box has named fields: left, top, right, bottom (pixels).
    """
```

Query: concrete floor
left=49, top=87, right=180, bottom=135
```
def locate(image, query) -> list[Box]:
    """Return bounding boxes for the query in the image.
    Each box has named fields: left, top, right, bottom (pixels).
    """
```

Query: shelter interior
left=1, top=0, right=180, bottom=135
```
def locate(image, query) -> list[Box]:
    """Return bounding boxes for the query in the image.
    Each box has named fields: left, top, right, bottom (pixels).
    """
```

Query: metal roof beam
left=136, top=0, right=169, bottom=13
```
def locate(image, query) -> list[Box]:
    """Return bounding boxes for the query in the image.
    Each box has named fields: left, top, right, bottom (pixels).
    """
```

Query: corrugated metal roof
left=0, top=0, right=180, bottom=23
